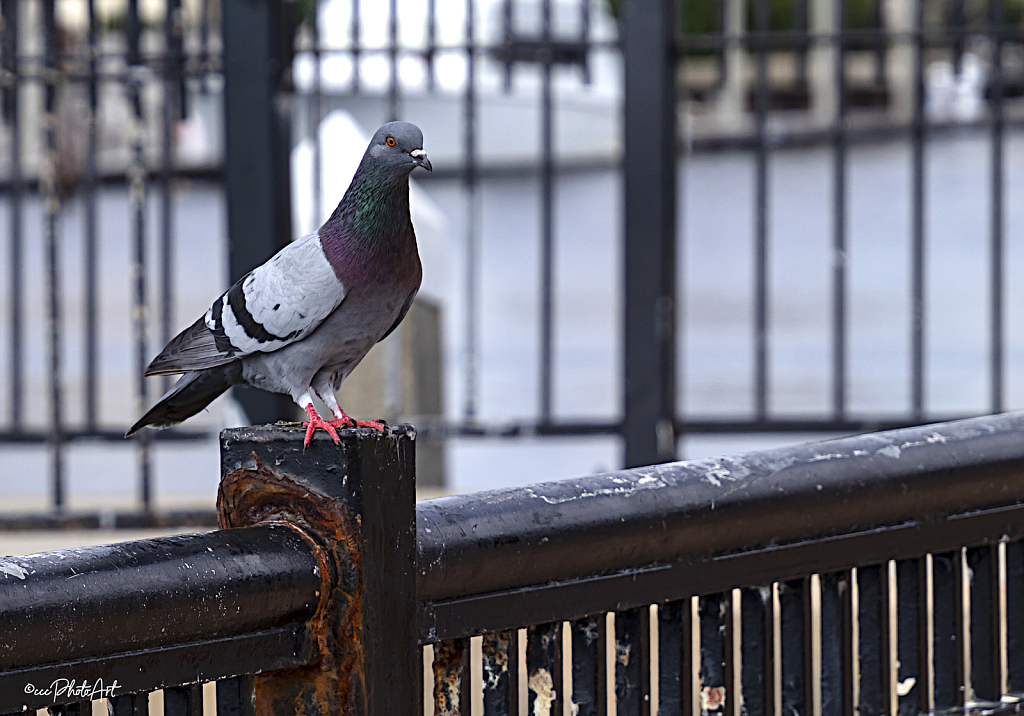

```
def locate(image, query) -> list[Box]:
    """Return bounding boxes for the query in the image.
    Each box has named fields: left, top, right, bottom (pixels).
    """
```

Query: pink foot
left=333, top=408, right=387, bottom=432
left=302, top=404, right=341, bottom=446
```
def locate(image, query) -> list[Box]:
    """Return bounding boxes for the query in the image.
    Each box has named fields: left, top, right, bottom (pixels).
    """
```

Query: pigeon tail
left=126, top=363, right=243, bottom=437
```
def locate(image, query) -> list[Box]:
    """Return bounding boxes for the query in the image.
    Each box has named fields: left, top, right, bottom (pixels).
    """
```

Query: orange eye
left=386, top=136, right=396, bottom=147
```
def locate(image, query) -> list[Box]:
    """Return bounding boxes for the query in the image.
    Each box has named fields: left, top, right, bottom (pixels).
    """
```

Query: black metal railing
left=3, top=0, right=1023, bottom=514
left=4, top=414, right=1024, bottom=714
left=0, top=0, right=221, bottom=517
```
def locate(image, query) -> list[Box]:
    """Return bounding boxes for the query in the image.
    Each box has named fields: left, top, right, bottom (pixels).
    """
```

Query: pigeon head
left=361, top=121, right=432, bottom=175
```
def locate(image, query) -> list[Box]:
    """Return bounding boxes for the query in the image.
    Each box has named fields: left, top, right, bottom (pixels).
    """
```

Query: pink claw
left=302, top=404, right=341, bottom=446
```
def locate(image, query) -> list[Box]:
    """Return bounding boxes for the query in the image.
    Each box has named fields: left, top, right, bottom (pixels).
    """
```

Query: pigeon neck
left=326, top=166, right=412, bottom=245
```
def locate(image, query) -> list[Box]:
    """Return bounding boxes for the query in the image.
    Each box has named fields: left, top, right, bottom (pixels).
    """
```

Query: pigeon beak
left=411, top=149, right=432, bottom=172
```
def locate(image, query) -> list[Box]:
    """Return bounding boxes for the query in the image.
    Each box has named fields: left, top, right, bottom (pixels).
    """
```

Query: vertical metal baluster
left=434, top=638, right=471, bottom=715
left=463, top=0, right=478, bottom=423
left=161, top=0, right=181, bottom=394
left=84, top=0, right=98, bottom=430
left=988, top=0, right=1005, bottom=414
left=350, top=0, right=360, bottom=93
left=615, top=608, right=651, bottom=716
left=1006, top=540, right=1024, bottom=693
left=932, top=551, right=964, bottom=708
left=657, top=603, right=683, bottom=716
left=794, top=0, right=808, bottom=90
left=214, top=677, right=247, bottom=716
left=163, top=685, right=202, bottom=716
left=739, top=587, right=770, bottom=716
left=108, top=692, right=151, bottom=715
left=579, top=0, right=590, bottom=85
left=950, top=0, right=965, bottom=72
left=42, top=0, right=64, bottom=510
left=910, top=0, right=925, bottom=420
left=127, top=0, right=152, bottom=511
left=819, top=572, right=853, bottom=716
left=2, top=0, right=21, bottom=432
left=753, top=0, right=769, bottom=421
left=539, top=0, right=554, bottom=424
left=388, top=0, right=399, bottom=121
left=966, top=545, right=1000, bottom=701
left=895, top=558, right=926, bottom=712
left=481, top=630, right=515, bottom=715
left=426, top=0, right=436, bottom=91
left=872, top=0, right=885, bottom=87
left=199, top=0, right=210, bottom=77
left=572, top=614, right=607, bottom=716
left=527, top=622, right=563, bottom=716
left=502, top=0, right=512, bottom=92
left=831, top=0, right=847, bottom=421
left=310, top=0, right=321, bottom=227
left=697, top=594, right=728, bottom=714
left=855, top=564, right=891, bottom=715
left=780, top=579, right=813, bottom=715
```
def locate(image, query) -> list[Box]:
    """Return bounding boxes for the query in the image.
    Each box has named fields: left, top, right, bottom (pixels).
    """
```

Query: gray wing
left=146, top=233, right=347, bottom=376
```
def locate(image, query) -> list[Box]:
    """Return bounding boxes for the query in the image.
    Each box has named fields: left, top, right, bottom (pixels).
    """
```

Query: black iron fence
left=2, top=0, right=1023, bottom=513
left=3, top=414, right=1024, bottom=713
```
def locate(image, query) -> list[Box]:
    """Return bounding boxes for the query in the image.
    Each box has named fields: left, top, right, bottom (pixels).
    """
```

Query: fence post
left=221, top=0, right=296, bottom=425
left=218, top=424, right=419, bottom=716
left=623, top=0, right=678, bottom=468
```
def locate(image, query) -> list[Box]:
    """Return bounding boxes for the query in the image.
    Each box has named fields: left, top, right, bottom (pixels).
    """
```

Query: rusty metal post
left=218, top=424, right=418, bottom=716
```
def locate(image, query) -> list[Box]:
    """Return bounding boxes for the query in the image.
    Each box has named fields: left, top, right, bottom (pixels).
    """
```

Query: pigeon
left=127, top=121, right=431, bottom=445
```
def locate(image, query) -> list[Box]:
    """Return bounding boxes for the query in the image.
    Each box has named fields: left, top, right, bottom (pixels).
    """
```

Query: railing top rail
left=0, top=523, right=322, bottom=674
left=417, top=411, right=1024, bottom=603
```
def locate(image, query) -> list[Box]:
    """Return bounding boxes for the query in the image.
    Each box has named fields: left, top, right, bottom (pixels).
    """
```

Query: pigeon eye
left=386, top=136, right=396, bottom=147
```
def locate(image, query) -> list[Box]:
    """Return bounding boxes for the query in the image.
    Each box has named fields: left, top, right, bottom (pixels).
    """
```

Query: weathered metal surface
left=571, top=615, right=605, bottom=716
left=820, top=572, right=853, bottom=716
left=614, top=608, right=650, bottom=716
left=418, top=412, right=1024, bottom=604
left=0, top=524, right=320, bottom=672
left=0, top=623, right=312, bottom=713
left=215, top=677, right=251, bottom=716
left=967, top=545, right=1000, bottom=701
left=108, top=693, right=150, bottom=716
left=481, top=630, right=517, bottom=715
left=895, top=559, right=925, bottom=714
left=932, top=551, right=964, bottom=709
left=739, top=587, right=770, bottom=716
left=780, top=579, right=811, bottom=715
left=219, top=424, right=418, bottom=716
left=698, top=595, right=727, bottom=715
left=164, top=684, right=203, bottom=716
left=1008, top=541, right=1024, bottom=693
left=432, top=639, right=469, bottom=716
left=857, top=565, right=888, bottom=715
left=657, top=602, right=684, bottom=716
left=526, top=622, right=562, bottom=716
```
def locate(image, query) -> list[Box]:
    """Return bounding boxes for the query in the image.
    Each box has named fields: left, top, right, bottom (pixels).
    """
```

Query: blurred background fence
left=0, top=0, right=1022, bottom=518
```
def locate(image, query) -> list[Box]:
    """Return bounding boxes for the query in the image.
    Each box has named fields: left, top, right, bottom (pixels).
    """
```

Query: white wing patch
left=205, top=233, right=346, bottom=357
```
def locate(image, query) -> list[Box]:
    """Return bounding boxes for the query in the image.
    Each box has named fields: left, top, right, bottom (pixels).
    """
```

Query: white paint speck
left=0, top=561, right=28, bottom=580
left=877, top=445, right=902, bottom=459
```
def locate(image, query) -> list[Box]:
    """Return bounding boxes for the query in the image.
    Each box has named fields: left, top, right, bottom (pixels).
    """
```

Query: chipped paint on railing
left=0, top=560, right=28, bottom=580
left=527, top=668, right=555, bottom=716
left=481, top=631, right=510, bottom=693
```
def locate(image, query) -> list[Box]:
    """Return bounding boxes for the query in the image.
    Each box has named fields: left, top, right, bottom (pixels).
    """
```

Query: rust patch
left=218, top=455, right=366, bottom=716
left=701, top=685, right=726, bottom=711
left=480, top=631, right=510, bottom=695
left=432, top=639, right=465, bottom=716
